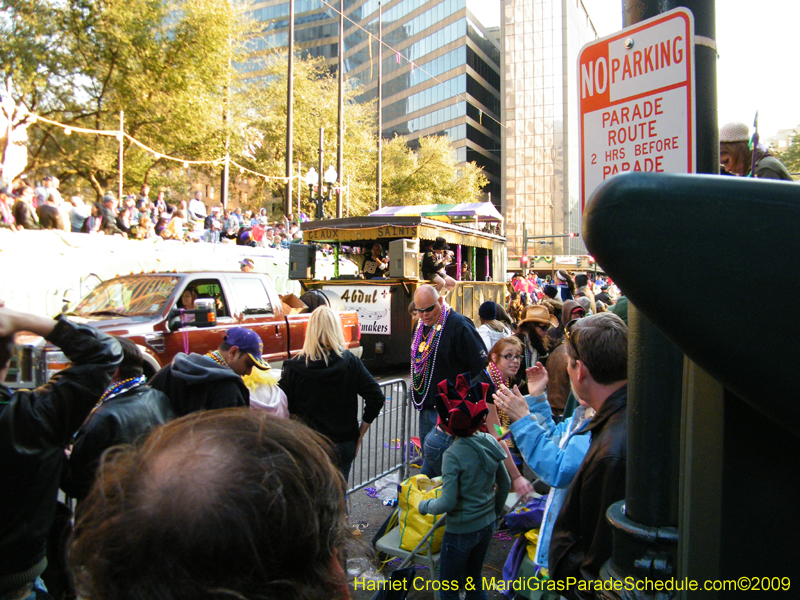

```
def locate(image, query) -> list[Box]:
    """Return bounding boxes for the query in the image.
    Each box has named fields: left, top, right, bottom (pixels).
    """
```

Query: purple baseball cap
left=224, top=327, right=269, bottom=370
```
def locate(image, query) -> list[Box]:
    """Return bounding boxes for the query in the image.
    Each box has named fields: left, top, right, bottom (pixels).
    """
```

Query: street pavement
left=345, top=368, right=517, bottom=600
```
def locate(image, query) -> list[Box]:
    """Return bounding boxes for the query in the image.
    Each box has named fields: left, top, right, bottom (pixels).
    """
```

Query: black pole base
left=596, top=501, right=679, bottom=600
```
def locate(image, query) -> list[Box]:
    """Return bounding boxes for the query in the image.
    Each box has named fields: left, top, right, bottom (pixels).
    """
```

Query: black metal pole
left=623, top=0, right=717, bottom=525
left=336, top=1, right=344, bottom=218
left=375, top=1, right=382, bottom=210
left=285, top=0, right=295, bottom=217
left=622, top=0, right=717, bottom=173
left=599, top=1, right=717, bottom=597
left=625, top=306, right=683, bottom=525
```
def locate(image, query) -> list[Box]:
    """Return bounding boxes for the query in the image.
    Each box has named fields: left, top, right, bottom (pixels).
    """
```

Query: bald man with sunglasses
left=411, top=285, right=487, bottom=477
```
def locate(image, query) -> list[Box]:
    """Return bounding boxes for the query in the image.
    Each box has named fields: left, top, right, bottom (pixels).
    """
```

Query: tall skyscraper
left=242, top=0, right=503, bottom=203
left=501, top=0, right=597, bottom=259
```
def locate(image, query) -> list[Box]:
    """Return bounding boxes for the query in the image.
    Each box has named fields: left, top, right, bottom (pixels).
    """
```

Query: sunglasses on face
left=536, top=323, right=550, bottom=332
left=565, top=318, right=582, bottom=363
left=419, top=302, right=438, bottom=314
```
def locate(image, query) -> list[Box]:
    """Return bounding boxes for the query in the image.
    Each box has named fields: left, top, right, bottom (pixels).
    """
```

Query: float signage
left=324, top=284, right=392, bottom=335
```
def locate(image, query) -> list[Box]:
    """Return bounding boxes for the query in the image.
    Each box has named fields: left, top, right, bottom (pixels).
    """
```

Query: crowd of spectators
left=0, top=178, right=304, bottom=248
left=507, top=269, right=623, bottom=324
left=407, top=277, right=629, bottom=598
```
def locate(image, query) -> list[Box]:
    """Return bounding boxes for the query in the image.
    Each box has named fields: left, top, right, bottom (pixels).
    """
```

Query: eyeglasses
left=565, top=318, right=582, bottom=363
left=501, top=354, right=522, bottom=362
left=418, top=302, right=438, bottom=314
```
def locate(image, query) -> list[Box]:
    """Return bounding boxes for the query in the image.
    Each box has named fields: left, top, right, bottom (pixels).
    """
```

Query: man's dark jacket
left=12, top=200, right=37, bottom=229
left=148, top=352, right=249, bottom=418
left=62, top=386, right=174, bottom=503
left=100, top=206, right=123, bottom=235
left=548, top=385, right=627, bottom=599
left=0, top=318, right=121, bottom=594
left=412, top=309, right=487, bottom=409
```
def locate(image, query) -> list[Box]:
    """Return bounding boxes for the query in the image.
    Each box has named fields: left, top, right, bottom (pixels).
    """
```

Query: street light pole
left=376, top=1, right=383, bottom=210
left=118, top=111, right=124, bottom=201
left=318, top=127, right=324, bottom=217
left=285, top=0, right=295, bottom=217
left=336, top=0, right=344, bottom=218
left=305, top=152, right=338, bottom=220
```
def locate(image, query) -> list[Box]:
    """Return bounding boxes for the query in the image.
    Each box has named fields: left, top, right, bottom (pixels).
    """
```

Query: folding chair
left=374, top=514, right=446, bottom=598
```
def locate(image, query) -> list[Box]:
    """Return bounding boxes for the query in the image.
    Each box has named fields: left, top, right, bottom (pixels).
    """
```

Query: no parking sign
left=579, top=8, right=696, bottom=211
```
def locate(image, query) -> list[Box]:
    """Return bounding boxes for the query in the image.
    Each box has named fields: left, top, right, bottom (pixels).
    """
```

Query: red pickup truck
left=5, top=271, right=361, bottom=388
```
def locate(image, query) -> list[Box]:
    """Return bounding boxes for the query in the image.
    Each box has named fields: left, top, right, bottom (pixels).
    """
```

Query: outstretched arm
left=1, top=303, right=122, bottom=446
left=0, top=304, right=57, bottom=339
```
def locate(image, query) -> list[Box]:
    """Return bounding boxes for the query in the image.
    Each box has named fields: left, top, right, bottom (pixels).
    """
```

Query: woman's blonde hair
left=301, top=305, right=346, bottom=365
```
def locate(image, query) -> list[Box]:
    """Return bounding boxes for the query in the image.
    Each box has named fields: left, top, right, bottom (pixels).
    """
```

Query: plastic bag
left=398, top=474, right=444, bottom=553
left=504, top=496, right=546, bottom=534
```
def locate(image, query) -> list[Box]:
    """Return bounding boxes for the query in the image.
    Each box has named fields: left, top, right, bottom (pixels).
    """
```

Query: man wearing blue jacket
left=495, top=312, right=627, bottom=599
left=495, top=382, right=592, bottom=574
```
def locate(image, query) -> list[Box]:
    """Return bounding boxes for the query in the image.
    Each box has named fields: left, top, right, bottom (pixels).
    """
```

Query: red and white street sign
left=578, top=8, right=696, bottom=212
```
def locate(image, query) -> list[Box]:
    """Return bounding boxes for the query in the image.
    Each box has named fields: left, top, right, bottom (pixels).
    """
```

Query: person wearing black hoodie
left=279, top=306, right=385, bottom=479
left=149, top=327, right=268, bottom=417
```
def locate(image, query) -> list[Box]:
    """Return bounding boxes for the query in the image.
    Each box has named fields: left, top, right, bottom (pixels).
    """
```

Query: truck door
left=228, top=275, right=289, bottom=366
left=161, top=278, right=237, bottom=360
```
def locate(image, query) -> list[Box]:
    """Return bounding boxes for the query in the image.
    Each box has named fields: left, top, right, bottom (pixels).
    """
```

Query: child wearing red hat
left=418, top=373, right=511, bottom=599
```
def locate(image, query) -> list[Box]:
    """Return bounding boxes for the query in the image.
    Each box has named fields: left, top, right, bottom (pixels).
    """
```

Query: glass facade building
left=241, top=0, right=503, bottom=202
left=501, top=0, right=596, bottom=258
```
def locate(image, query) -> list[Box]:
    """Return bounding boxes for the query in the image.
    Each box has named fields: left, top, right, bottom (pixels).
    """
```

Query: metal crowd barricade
left=346, top=378, right=418, bottom=495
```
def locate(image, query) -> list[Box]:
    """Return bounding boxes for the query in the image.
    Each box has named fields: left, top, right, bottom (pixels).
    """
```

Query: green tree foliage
left=774, top=134, right=800, bottom=180
left=236, top=53, right=378, bottom=217
left=238, top=53, right=488, bottom=216
left=1, top=0, right=247, bottom=198
left=380, top=134, right=489, bottom=206
left=2, top=0, right=490, bottom=209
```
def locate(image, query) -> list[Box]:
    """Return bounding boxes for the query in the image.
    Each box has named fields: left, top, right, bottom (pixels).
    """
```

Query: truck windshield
left=71, top=275, right=181, bottom=317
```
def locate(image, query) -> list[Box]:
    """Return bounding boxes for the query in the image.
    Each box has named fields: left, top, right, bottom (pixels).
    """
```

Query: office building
left=242, top=0, right=503, bottom=203
left=501, top=0, right=597, bottom=259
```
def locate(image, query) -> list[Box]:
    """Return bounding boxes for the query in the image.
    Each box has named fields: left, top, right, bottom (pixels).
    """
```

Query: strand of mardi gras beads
left=411, top=308, right=445, bottom=364
left=410, top=305, right=450, bottom=408
left=523, top=336, right=536, bottom=369
left=411, top=306, right=448, bottom=366
left=206, top=350, right=228, bottom=368
left=486, top=361, right=509, bottom=391
left=486, top=362, right=515, bottom=447
left=96, top=375, right=147, bottom=406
